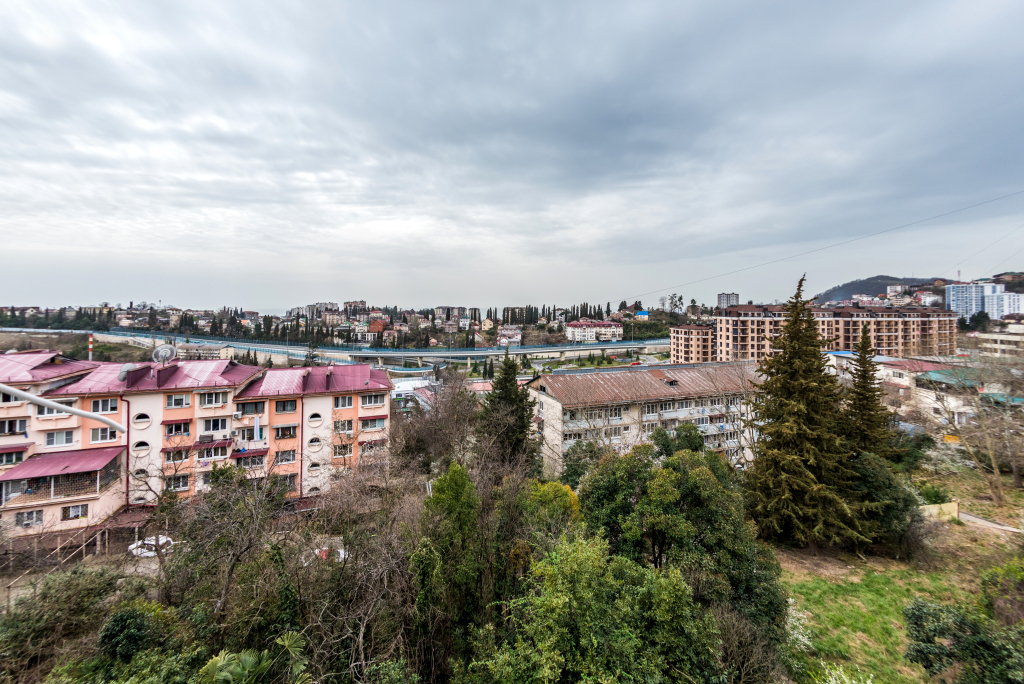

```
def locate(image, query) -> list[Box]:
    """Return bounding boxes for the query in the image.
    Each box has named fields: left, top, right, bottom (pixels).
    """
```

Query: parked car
left=128, top=535, right=176, bottom=558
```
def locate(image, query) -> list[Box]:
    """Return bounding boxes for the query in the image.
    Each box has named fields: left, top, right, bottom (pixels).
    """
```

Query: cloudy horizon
left=2, top=1, right=1024, bottom=314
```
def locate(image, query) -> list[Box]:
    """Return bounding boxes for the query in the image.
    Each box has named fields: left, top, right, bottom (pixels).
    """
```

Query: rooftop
left=0, top=351, right=99, bottom=384
left=234, top=364, right=392, bottom=398
left=46, top=359, right=262, bottom=396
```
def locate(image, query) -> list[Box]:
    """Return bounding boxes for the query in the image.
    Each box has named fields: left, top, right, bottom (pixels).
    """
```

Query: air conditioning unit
left=232, top=412, right=242, bottom=420
left=221, top=433, right=229, bottom=439
left=230, top=430, right=239, bottom=437
left=197, top=434, right=213, bottom=443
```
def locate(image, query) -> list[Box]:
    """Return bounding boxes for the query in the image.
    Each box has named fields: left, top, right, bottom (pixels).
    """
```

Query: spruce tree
left=477, top=353, right=539, bottom=472
left=843, top=324, right=894, bottom=460
left=744, top=276, right=865, bottom=550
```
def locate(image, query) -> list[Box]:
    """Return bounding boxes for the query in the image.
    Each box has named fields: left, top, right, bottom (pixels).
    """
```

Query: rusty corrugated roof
left=534, top=363, right=759, bottom=408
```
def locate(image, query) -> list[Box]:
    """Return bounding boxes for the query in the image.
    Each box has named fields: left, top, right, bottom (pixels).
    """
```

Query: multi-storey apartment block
left=714, top=305, right=956, bottom=361
left=527, top=362, right=757, bottom=476
left=564, top=320, right=623, bottom=342
left=717, top=293, right=739, bottom=309
left=669, top=325, right=715, bottom=364
left=0, top=352, right=392, bottom=538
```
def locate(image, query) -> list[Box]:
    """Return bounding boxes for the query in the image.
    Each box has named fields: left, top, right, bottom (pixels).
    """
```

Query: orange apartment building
left=713, top=305, right=957, bottom=362
left=669, top=325, right=715, bottom=364
left=0, top=351, right=392, bottom=538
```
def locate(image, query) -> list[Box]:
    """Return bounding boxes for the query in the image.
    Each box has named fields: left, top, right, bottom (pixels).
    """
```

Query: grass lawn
left=913, top=467, right=1024, bottom=527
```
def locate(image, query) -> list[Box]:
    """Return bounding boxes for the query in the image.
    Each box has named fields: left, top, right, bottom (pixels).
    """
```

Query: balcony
left=0, top=447, right=121, bottom=507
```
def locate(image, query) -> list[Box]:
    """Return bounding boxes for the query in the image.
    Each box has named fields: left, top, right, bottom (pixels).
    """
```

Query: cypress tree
left=843, top=324, right=894, bottom=460
left=477, top=352, right=539, bottom=472
left=744, top=276, right=865, bottom=550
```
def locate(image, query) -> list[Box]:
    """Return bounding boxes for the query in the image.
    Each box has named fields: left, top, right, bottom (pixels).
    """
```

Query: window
left=134, top=468, right=149, bottom=477
left=332, top=444, right=351, bottom=458
left=334, top=419, right=353, bottom=433
left=61, top=504, right=88, bottom=521
left=278, top=473, right=298, bottom=492
left=237, top=455, right=264, bottom=468
left=238, top=402, right=265, bottom=415
left=275, top=426, right=297, bottom=440
left=165, top=475, right=189, bottom=491
left=165, top=422, right=189, bottom=437
left=604, top=426, right=622, bottom=438
left=563, top=432, right=583, bottom=441
left=91, top=398, right=118, bottom=414
left=132, top=441, right=150, bottom=452
left=644, top=404, right=658, bottom=416
left=643, top=422, right=658, bottom=434
left=1, top=451, right=24, bottom=465
left=0, top=391, right=21, bottom=403
left=695, top=417, right=710, bottom=425
left=16, top=510, right=43, bottom=527
left=308, top=412, right=322, bottom=422
left=203, top=418, right=228, bottom=432
left=0, top=419, right=26, bottom=435
left=308, top=437, right=323, bottom=450
left=893, top=371, right=905, bottom=379
left=659, top=402, right=673, bottom=412
left=90, top=427, right=117, bottom=443
left=132, top=413, right=150, bottom=424
left=165, top=449, right=189, bottom=462
left=166, top=394, right=190, bottom=408
left=608, top=407, right=622, bottom=419
left=360, top=418, right=385, bottom=431
left=275, top=450, right=296, bottom=464
left=360, top=394, right=385, bottom=407
left=308, top=487, right=321, bottom=494
left=37, top=400, right=73, bottom=416
left=199, top=391, right=228, bottom=406
left=334, top=396, right=353, bottom=409
left=202, top=472, right=211, bottom=487
left=563, top=410, right=578, bottom=421
left=308, top=462, right=321, bottom=471
left=276, top=400, right=297, bottom=413
left=586, top=409, right=603, bottom=421
left=46, top=430, right=74, bottom=446
left=199, top=446, right=228, bottom=459
left=240, top=426, right=265, bottom=441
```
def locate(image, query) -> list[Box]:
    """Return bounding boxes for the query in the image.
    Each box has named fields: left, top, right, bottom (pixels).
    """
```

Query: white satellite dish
left=118, top=363, right=138, bottom=382
left=153, top=344, right=177, bottom=364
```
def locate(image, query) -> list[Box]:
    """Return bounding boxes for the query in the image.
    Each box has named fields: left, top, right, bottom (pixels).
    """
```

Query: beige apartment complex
left=669, top=325, right=715, bottom=364
left=712, top=305, right=956, bottom=362
left=527, top=362, right=758, bottom=476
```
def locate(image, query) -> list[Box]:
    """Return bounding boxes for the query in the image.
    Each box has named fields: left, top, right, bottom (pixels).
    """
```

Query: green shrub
left=919, top=482, right=951, bottom=505
left=99, top=606, right=162, bottom=663
left=980, top=557, right=1024, bottom=626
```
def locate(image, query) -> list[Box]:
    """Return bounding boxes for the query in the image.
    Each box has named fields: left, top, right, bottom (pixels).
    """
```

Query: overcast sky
left=3, top=1, right=1024, bottom=313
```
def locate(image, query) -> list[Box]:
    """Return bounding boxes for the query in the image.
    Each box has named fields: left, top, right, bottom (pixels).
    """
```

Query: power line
left=620, top=188, right=1024, bottom=302
left=983, top=241, right=1024, bottom=277
left=938, top=222, right=1024, bottom=278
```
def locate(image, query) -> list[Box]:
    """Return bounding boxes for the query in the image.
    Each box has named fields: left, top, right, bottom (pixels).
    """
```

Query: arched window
left=308, top=487, right=321, bottom=494
left=134, top=468, right=148, bottom=477
left=307, top=412, right=323, bottom=427
left=309, top=462, right=321, bottom=471
left=132, top=413, right=150, bottom=423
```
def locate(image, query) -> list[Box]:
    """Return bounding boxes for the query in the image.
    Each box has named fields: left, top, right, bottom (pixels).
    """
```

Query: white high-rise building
left=945, top=283, right=1004, bottom=319
left=717, top=293, right=739, bottom=309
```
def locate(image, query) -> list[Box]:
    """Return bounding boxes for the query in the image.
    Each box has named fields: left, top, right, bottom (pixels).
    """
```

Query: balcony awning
left=161, top=445, right=193, bottom=453
left=272, top=423, right=298, bottom=429
left=231, top=448, right=268, bottom=458
left=194, top=440, right=233, bottom=449
left=0, top=446, right=122, bottom=482
left=160, top=417, right=192, bottom=425
left=0, top=442, right=33, bottom=454
left=359, top=414, right=388, bottom=421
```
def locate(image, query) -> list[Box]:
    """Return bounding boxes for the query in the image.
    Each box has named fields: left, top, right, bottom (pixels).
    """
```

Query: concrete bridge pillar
left=559, top=351, right=565, bottom=361
left=417, top=357, right=424, bottom=366
left=377, top=357, right=383, bottom=367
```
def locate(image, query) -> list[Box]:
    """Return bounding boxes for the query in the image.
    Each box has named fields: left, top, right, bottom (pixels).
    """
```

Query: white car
left=128, top=535, right=176, bottom=558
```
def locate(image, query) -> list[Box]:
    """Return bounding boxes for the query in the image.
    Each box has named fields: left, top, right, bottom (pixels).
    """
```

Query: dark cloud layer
left=2, top=1, right=1024, bottom=311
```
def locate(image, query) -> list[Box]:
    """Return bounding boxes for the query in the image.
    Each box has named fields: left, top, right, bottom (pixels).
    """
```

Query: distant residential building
left=458, top=316, right=471, bottom=330
left=564, top=320, right=623, bottom=342
left=443, top=320, right=459, bottom=334
left=635, top=311, right=649, bottom=321
left=715, top=305, right=956, bottom=361
left=993, top=272, right=1024, bottom=284
left=945, top=282, right=1005, bottom=319
left=503, top=306, right=527, bottom=323
left=669, top=325, right=715, bottom=364
left=434, top=306, right=466, bottom=320
left=914, top=291, right=943, bottom=307
left=717, top=293, right=739, bottom=309
left=528, top=363, right=756, bottom=475
left=887, top=285, right=908, bottom=296
left=481, top=318, right=495, bottom=331
left=177, top=343, right=232, bottom=360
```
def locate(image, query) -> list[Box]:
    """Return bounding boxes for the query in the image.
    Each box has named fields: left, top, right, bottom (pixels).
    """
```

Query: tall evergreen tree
left=744, top=276, right=866, bottom=550
left=477, top=352, right=538, bottom=472
left=843, top=324, right=894, bottom=459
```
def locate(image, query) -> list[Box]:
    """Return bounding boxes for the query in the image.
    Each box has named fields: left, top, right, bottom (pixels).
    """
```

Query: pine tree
left=843, top=324, right=894, bottom=460
left=477, top=352, right=539, bottom=472
left=744, top=276, right=866, bottom=550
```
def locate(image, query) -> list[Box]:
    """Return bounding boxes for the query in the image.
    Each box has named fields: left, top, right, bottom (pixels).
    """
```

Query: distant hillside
left=813, top=275, right=937, bottom=303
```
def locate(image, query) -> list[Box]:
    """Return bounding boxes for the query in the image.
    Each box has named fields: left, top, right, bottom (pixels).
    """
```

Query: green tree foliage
left=456, top=535, right=724, bottom=684
left=99, top=606, right=163, bottom=663
left=744, top=276, right=865, bottom=549
left=651, top=423, right=706, bottom=459
left=198, top=631, right=312, bottom=684
left=578, top=445, right=788, bottom=641
left=904, top=598, right=1024, bottom=683
left=476, top=353, right=538, bottom=472
left=842, top=324, right=895, bottom=459
left=558, top=440, right=613, bottom=489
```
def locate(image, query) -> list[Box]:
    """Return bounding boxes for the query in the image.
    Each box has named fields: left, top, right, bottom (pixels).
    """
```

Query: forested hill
left=813, top=275, right=936, bottom=302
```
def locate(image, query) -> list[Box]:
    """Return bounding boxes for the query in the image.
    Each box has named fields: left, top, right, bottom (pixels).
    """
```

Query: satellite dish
left=152, top=345, right=177, bottom=364
left=118, top=363, right=138, bottom=382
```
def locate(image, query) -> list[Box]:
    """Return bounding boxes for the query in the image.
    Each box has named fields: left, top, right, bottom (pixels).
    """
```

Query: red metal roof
left=359, top=414, right=388, bottom=421
left=0, top=446, right=122, bottom=481
left=195, top=440, right=233, bottom=449
left=0, top=442, right=32, bottom=454
left=45, top=359, right=263, bottom=396
left=234, top=365, right=393, bottom=399
left=161, top=417, right=192, bottom=425
left=0, top=351, right=99, bottom=384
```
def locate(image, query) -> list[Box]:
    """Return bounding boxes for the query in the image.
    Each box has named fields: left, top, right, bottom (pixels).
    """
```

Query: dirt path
left=961, top=511, right=1023, bottom=534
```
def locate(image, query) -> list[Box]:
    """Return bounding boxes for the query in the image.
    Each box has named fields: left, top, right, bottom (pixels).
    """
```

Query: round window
left=309, top=462, right=321, bottom=471
left=132, top=441, right=151, bottom=455
left=132, top=413, right=152, bottom=428
left=308, top=437, right=322, bottom=451
left=309, top=487, right=321, bottom=494
left=134, top=468, right=148, bottom=477
left=307, top=412, right=323, bottom=427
